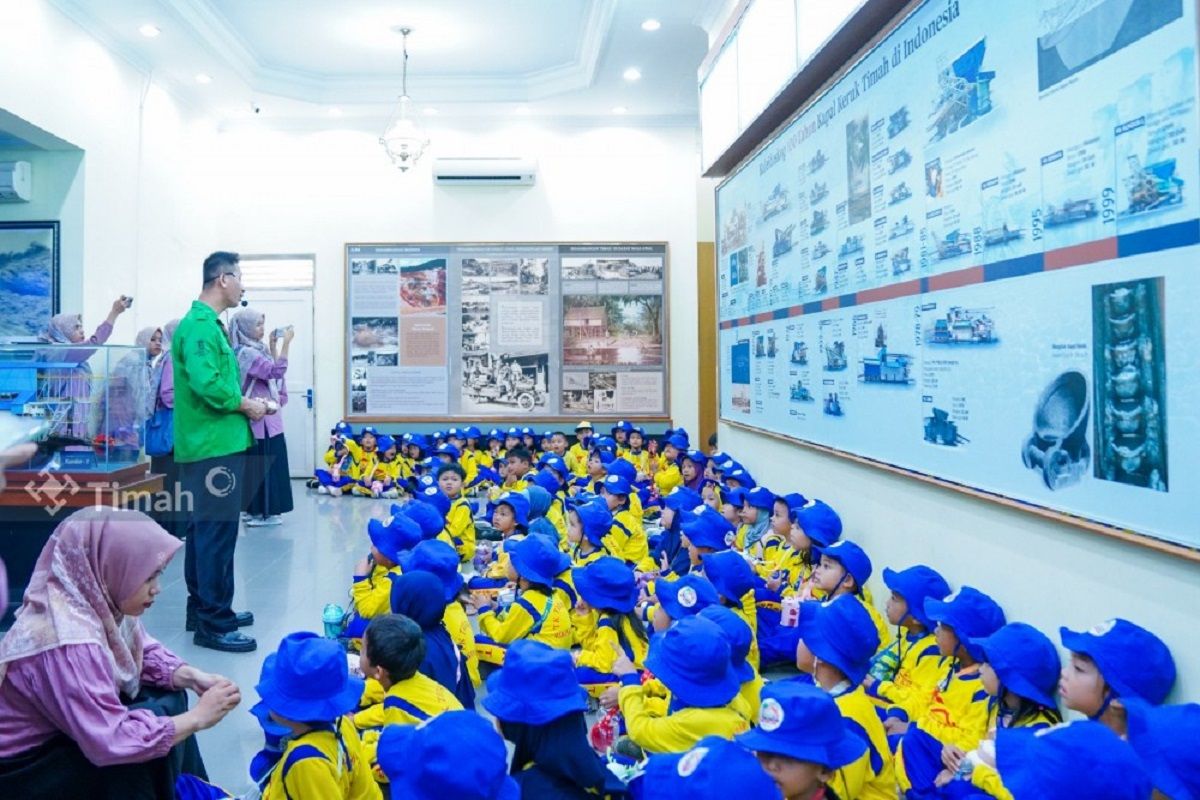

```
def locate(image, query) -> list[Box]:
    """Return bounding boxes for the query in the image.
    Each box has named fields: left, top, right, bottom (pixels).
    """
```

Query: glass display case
left=0, top=342, right=153, bottom=472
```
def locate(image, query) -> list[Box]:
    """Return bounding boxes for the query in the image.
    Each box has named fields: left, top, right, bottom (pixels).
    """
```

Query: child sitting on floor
left=567, top=498, right=615, bottom=566
left=572, top=556, right=650, bottom=697
left=475, top=534, right=573, bottom=664
left=344, top=513, right=422, bottom=639
left=810, top=540, right=891, bottom=650
left=700, top=605, right=763, bottom=724
left=436, top=463, right=477, bottom=563
left=467, top=491, right=530, bottom=593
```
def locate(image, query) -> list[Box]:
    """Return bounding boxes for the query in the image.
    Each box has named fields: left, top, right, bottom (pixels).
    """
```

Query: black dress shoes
left=186, top=610, right=254, bottom=632
left=193, top=630, right=257, bottom=653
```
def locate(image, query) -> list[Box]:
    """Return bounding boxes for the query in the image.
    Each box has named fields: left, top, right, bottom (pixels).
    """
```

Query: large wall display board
left=716, top=0, right=1200, bottom=551
left=346, top=242, right=669, bottom=421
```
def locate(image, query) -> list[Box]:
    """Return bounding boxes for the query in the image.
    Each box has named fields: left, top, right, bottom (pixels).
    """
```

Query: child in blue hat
left=734, top=486, right=775, bottom=558
left=344, top=513, right=423, bottom=638
left=435, top=462, right=477, bottom=563
left=751, top=492, right=802, bottom=575
left=700, top=605, right=763, bottom=724
left=681, top=506, right=736, bottom=572
left=811, top=540, right=890, bottom=652
left=863, top=564, right=951, bottom=722
left=468, top=491, right=531, bottom=593
left=315, top=425, right=369, bottom=497
left=680, top=449, right=708, bottom=491
left=623, top=425, right=650, bottom=476
left=613, top=616, right=752, bottom=754
left=601, top=474, right=650, bottom=569
left=651, top=573, right=720, bottom=631
left=402, top=497, right=452, bottom=547
left=702, top=550, right=761, bottom=671
left=1059, top=618, right=1176, bottom=738
left=567, top=498, right=615, bottom=566
left=347, top=427, right=383, bottom=498
left=483, top=641, right=619, bottom=799
left=1126, top=699, right=1200, bottom=799
left=736, top=682, right=869, bottom=800
left=651, top=435, right=686, bottom=497
left=376, top=710, right=519, bottom=799
left=632, top=735, right=781, bottom=799
left=403, top=539, right=480, bottom=692
left=252, top=632, right=379, bottom=799
left=894, top=586, right=1006, bottom=796
left=793, top=595, right=894, bottom=800
left=991, top=720, right=1152, bottom=800
left=575, top=448, right=616, bottom=495
left=352, top=615, right=463, bottom=779
left=370, top=435, right=403, bottom=499
left=572, top=556, right=651, bottom=695
left=932, top=622, right=1063, bottom=796
left=651, top=487, right=704, bottom=579
left=476, top=534, right=573, bottom=664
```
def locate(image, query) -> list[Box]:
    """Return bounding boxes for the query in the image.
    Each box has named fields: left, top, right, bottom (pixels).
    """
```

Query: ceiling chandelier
left=379, top=26, right=430, bottom=172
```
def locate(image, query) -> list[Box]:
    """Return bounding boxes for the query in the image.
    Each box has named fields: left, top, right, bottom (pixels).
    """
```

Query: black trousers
left=181, top=452, right=244, bottom=634
left=0, top=685, right=207, bottom=799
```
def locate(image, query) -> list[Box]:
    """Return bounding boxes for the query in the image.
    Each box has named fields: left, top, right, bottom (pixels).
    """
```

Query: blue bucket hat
left=996, top=721, right=1152, bottom=800
left=791, top=499, right=842, bottom=547
left=924, top=586, right=1007, bottom=661
left=416, top=473, right=437, bottom=488
left=412, top=485, right=452, bottom=518
left=520, top=426, right=535, bottom=437
left=377, top=710, right=520, bottom=800
left=487, top=428, right=503, bottom=442
left=368, top=513, right=423, bottom=562
left=797, top=595, right=880, bottom=685
left=702, top=550, right=756, bottom=603
left=970, top=623, right=1061, bottom=709
left=664, top=434, right=689, bottom=452
left=572, top=556, right=639, bottom=613
left=436, top=443, right=461, bottom=459
left=612, top=420, right=634, bottom=434
left=682, top=450, right=709, bottom=469
left=593, top=448, right=617, bottom=465
left=682, top=506, right=736, bottom=551
left=494, top=491, right=530, bottom=527
left=402, top=500, right=446, bottom=540
left=663, top=487, right=703, bottom=512
left=509, top=534, right=564, bottom=586
left=737, top=681, right=868, bottom=768
left=741, top=486, right=775, bottom=510
left=723, top=487, right=747, bottom=510
left=542, top=456, right=570, bottom=480
left=360, top=425, right=379, bottom=439
left=724, top=467, right=756, bottom=488
left=376, top=434, right=396, bottom=453
left=505, top=426, right=521, bottom=438
left=400, top=539, right=465, bottom=603
left=882, top=565, right=951, bottom=630
left=645, top=616, right=741, bottom=707
left=698, top=605, right=754, bottom=683
left=606, top=458, right=637, bottom=483
left=601, top=474, right=632, bottom=496
left=638, top=735, right=781, bottom=799
left=1059, top=619, right=1176, bottom=705
left=712, top=454, right=735, bottom=472
left=482, top=640, right=589, bottom=725
left=464, top=425, right=482, bottom=439
left=779, top=491, right=808, bottom=509
left=655, top=574, right=719, bottom=620
left=256, top=632, right=364, bottom=722
left=530, top=470, right=562, bottom=498
left=818, top=540, right=872, bottom=589
left=572, top=499, right=613, bottom=547
left=1126, top=699, right=1200, bottom=799
left=333, top=421, right=353, bottom=437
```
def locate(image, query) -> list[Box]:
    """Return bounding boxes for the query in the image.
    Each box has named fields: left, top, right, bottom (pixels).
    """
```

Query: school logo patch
left=724, top=531, right=736, bottom=546
left=942, top=588, right=961, bottom=604
left=677, top=586, right=698, bottom=608
left=676, top=746, right=709, bottom=777
left=759, top=698, right=785, bottom=731
left=1089, top=619, right=1117, bottom=637
left=423, top=487, right=439, bottom=497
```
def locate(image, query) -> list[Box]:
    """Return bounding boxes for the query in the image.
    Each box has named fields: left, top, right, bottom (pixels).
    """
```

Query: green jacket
left=172, top=301, right=252, bottom=463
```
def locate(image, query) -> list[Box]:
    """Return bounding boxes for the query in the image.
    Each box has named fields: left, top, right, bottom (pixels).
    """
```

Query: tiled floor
left=142, top=482, right=396, bottom=793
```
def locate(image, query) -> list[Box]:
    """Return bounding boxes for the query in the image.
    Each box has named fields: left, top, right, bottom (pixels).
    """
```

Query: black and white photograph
left=462, top=258, right=492, bottom=277
left=351, top=392, right=367, bottom=413
left=461, top=352, right=550, bottom=414
left=351, top=316, right=399, bottom=353
left=488, top=273, right=520, bottom=295
left=596, top=257, right=664, bottom=281
left=351, top=378, right=367, bottom=393
left=372, top=351, right=398, bottom=367
left=462, top=277, right=490, bottom=300
left=561, top=257, right=597, bottom=281
left=462, top=310, right=490, bottom=354
left=560, top=371, right=617, bottom=413
left=352, top=367, right=367, bottom=382
left=519, top=257, right=549, bottom=294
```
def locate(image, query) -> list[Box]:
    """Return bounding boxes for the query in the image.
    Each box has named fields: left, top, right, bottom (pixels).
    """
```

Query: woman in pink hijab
left=0, top=508, right=241, bottom=798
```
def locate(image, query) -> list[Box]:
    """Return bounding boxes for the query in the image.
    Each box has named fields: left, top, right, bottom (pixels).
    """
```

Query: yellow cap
left=575, top=420, right=593, bottom=430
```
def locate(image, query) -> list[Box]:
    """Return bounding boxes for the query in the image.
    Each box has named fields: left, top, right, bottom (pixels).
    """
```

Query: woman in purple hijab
left=0, top=508, right=241, bottom=798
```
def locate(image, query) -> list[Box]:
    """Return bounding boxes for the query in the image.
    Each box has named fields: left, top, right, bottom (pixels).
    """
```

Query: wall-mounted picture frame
left=0, top=220, right=60, bottom=340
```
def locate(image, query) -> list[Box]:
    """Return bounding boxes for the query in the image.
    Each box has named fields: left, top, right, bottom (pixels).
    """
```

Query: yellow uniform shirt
left=832, top=686, right=897, bottom=800
left=738, top=671, right=765, bottom=725
left=604, top=508, right=648, bottom=566
left=965, top=706, right=1058, bottom=799
left=866, top=629, right=944, bottom=721
left=458, top=451, right=479, bottom=488
left=566, top=443, right=591, bottom=477
left=263, top=717, right=380, bottom=800
left=356, top=673, right=463, bottom=780
left=575, top=613, right=650, bottom=673
left=732, top=591, right=761, bottom=672
left=445, top=497, right=477, bottom=562
left=622, top=449, right=650, bottom=476
left=571, top=544, right=609, bottom=567
left=546, top=499, right=569, bottom=544
left=618, top=681, right=752, bottom=754
left=652, top=464, right=683, bottom=496
left=477, top=588, right=573, bottom=650
left=444, top=601, right=481, bottom=688
left=896, top=665, right=993, bottom=791
left=350, top=563, right=403, bottom=619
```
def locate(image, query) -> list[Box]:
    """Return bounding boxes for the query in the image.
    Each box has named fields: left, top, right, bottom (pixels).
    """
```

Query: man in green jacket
left=174, top=251, right=269, bottom=652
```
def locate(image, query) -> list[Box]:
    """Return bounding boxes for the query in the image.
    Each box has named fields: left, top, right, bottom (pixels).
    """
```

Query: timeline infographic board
left=716, top=0, right=1200, bottom=550
left=346, top=242, right=669, bottom=421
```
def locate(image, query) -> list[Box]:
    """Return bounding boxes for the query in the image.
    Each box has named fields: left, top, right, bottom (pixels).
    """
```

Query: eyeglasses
left=221, top=271, right=242, bottom=282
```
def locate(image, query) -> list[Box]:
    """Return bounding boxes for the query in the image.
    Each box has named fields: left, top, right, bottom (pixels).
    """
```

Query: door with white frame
left=237, top=256, right=316, bottom=477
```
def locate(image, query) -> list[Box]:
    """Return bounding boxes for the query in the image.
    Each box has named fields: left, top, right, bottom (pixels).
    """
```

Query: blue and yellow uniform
left=458, top=450, right=479, bottom=488
left=445, top=496, right=477, bottom=563
left=571, top=542, right=609, bottom=567
left=444, top=601, right=482, bottom=688
left=865, top=629, right=945, bottom=721
left=348, top=562, right=402, bottom=625
left=575, top=612, right=649, bottom=697
left=262, top=717, right=380, bottom=800
left=566, top=441, right=590, bottom=477
left=622, top=448, right=651, bottom=476
left=652, top=462, right=683, bottom=496
left=476, top=587, right=573, bottom=664
left=617, top=678, right=752, bottom=754
left=830, top=684, right=896, bottom=800
left=604, top=506, right=649, bottom=567
left=896, top=664, right=993, bottom=793
left=355, top=673, right=463, bottom=781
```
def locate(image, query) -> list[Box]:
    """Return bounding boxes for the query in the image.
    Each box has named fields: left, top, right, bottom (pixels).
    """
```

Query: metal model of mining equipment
left=1095, top=281, right=1167, bottom=491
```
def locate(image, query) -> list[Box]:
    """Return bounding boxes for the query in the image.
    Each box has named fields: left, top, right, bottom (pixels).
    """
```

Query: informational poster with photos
left=714, top=0, right=1200, bottom=550
left=346, top=242, right=669, bottom=420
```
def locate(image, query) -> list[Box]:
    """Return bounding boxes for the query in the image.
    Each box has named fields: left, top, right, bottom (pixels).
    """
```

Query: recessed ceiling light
left=623, top=67, right=642, bottom=82
left=422, top=107, right=438, bottom=116
left=194, top=73, right=212, bottom=85
left=328, top=107, right=343, bottom=117
left=641, top=19, right=661, bottom=32
left=612, top=106, right=628, bottom=115
left=138, top=23, right=161, bottom=38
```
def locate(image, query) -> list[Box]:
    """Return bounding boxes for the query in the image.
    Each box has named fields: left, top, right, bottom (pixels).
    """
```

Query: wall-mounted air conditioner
left=432, top=157, right=537, bottom=186
left=0, top=161, right=32, bottom=203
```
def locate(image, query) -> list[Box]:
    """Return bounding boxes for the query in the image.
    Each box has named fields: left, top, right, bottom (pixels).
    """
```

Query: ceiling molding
left=165, top=0, right=618, bottom=105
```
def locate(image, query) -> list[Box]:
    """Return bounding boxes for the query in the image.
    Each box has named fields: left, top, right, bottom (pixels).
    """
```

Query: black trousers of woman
left=242, top=432, right=295, bottom=517
left=0, top=685, right=207, bottom=799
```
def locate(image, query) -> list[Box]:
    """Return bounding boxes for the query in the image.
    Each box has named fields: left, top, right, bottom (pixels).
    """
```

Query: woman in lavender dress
left=229, top=308, right=295, bottom=526
left=0, top=508, right=241, bottom=798
left=150, top=319, right=183, bottom=538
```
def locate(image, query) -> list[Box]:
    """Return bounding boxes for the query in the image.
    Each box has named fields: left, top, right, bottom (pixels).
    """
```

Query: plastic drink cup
left=780, top=595, right=801, bottom=627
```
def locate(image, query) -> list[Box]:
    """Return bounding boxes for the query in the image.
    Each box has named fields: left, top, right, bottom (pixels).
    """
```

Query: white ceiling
left=49, top=0, right=728, bottom=125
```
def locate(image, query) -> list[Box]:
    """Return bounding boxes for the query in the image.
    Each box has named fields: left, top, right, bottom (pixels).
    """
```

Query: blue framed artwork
left=0, top=221, right=60, bottom=340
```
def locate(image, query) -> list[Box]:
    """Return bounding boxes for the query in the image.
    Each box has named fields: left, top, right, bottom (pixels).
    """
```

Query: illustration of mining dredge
left=790, top=381, right=814, bottom=402
left=1122, top=154, right=1184, bottom=216
left=1095, top=281, right=1167, bottom=491
left=930, top=307, right=996, bottom=344
left=859, top=346, right=914, bottom=385
left=924, top=407, right=968, bottom=446
left=928, top=39, right=994, bottom=143
left=824, top=341, right=848, bottom=371
left=790, top=340, right=808, bottom=365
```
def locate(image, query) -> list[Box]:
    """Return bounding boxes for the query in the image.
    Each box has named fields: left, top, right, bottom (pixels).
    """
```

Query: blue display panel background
left=716, top=0, right=1200, bottom=550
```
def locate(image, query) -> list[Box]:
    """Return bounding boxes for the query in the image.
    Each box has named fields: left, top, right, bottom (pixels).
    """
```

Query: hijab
left=501, top=713, right=610, bottom=797
left=389, top=572, right=462, bottom=699
left=229, top=307, right=279, bottom=400
left=0, top=508, right=182, bottom=698
left=39, top=312, right=82, bottom=344
left=161, top=318, right=181, bottom=350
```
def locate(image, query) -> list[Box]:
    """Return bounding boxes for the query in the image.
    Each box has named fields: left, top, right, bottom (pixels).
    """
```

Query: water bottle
left=497, top=588, right=516, bottom=612
left=780, top=595, right=801, bottom=627
left=322, top=603, right=345, bottom=639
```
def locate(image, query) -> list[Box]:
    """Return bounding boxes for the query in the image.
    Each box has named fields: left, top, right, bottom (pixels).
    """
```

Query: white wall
left=718, top=424, right=1200, bottom=701
left=197, top=121, right=702, bottom=438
